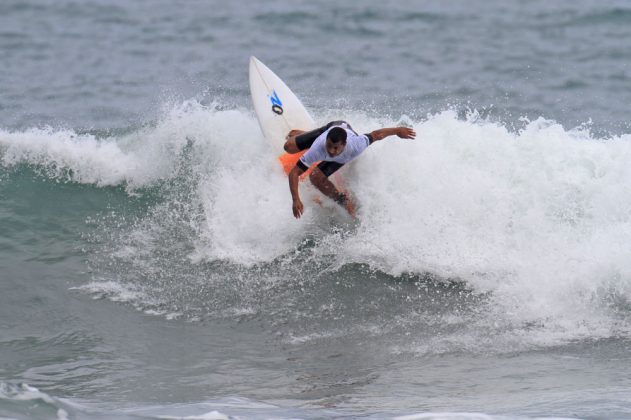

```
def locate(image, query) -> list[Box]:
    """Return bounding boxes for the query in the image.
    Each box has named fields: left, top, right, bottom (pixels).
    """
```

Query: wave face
left=2, top=101, right=630, bottom=357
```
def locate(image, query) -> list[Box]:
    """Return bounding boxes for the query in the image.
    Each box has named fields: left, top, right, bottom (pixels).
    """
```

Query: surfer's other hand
left=397, top=127, right=416, bottom=139
left=292, top=199, right=304, bottom=219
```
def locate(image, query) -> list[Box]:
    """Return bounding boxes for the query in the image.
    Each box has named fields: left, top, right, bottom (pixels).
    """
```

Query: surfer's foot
left=335, top=191, right=356, bottom=218
left=344, top=198, right=356, bottom=218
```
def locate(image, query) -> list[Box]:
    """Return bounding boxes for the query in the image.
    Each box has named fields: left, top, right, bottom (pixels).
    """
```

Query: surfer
left=284, top=121, right=416, bottom=218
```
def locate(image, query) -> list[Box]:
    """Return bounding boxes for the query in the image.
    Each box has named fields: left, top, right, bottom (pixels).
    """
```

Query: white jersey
left=299, top=124, right=371, bottom=168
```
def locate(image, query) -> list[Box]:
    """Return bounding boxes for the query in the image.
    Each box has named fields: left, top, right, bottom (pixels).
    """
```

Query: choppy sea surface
left=2, top=1, right=631, bottom=419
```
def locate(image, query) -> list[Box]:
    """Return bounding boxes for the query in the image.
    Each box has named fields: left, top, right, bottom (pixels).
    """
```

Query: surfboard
left=248, top=56, right=355, bottom=217
left=248, top=56, right=316, bottom=175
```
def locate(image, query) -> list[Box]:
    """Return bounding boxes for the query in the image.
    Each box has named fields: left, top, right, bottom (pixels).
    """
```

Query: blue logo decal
left=270, top=90, right=283, bottom=107
left=270, top=90, right=284, bottom=115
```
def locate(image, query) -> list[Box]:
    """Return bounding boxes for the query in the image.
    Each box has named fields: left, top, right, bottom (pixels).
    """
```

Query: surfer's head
left=326, top=127, right=347, bottom=157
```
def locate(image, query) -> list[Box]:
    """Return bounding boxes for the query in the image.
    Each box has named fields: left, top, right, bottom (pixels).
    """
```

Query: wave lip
left=0, top=100, right=229, bottom=189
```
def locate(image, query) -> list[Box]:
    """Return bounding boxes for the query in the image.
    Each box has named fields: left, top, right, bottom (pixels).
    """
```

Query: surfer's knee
left=284, top=139, right=300, bottom=153
left=309, top=169, right=325, bottom=186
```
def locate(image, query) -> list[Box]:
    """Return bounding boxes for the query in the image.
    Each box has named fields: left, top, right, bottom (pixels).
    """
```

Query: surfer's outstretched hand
left=292, top=198, right=304, bottom=219
left=397, top=127, right=416, bottom=139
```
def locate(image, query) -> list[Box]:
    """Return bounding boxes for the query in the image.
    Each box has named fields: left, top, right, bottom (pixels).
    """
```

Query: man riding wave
left=284, top=121, right=416, bottom=218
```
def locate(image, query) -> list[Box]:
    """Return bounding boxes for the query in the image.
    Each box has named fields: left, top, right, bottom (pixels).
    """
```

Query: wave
left=0, top=383, right=71, bottom=420
left=2, top=382, right=576, bottom=420
left=3, top=101, right=631, bottom=351
left=0, top=100, right=241, bottom=189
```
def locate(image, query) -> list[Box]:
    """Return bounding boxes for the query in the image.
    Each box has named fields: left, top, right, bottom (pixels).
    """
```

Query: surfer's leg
left=315, top=161, right=344, bottom=178
left=309, top=162, right=346, bottom=202
left=310, top=165, right=354, bottom=216
left=309, top=167, right=341, bottom=201
left=283, top=130, right=306, bottom=153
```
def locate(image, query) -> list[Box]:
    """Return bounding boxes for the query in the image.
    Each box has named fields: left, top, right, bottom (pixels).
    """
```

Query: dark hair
left=327, top=127, right=347, bottom=144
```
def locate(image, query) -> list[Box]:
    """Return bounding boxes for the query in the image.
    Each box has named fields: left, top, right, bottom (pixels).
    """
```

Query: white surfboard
left=248, top=57, right=356, bottom=217
left=249, top=56, right=316, bottom=153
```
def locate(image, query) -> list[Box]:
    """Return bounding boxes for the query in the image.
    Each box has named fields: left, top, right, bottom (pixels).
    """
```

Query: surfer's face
left=325, top=139, right=345, bottom=157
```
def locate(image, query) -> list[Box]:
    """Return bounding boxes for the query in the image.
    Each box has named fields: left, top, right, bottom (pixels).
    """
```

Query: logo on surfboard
left=269, top=90, right=284, bottom=115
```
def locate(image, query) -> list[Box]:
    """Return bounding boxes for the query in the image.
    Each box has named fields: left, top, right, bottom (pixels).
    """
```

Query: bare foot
left=345, top=198, right=356, bottom=218
left=337, top=192, right=356, bottom=218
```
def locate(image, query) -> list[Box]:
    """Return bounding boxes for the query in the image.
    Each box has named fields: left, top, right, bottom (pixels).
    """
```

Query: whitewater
left=2, top=101, right=630, bottom=346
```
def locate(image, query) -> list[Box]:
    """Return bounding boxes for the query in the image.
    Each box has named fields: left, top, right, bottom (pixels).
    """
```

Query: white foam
left=0, top=126, right=138, bottom=186
left=0, top=100, right=220, bottom=189
left=194, top=108, right=316, bottom=265
left=342, top=110, right=631, bottom=338
left=156, top=410, right=231, bottom=420
left=0, top=383, right=69, bottom=420
left=0, top=383, right=55, bottom=404
left=70, top=280, right=146, bottom=303
left=395, top=413, right=498, bottom=420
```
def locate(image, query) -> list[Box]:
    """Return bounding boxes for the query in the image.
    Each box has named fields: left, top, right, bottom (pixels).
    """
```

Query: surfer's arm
left=289, top=166, right=305, bottom=218
left=368, top=127, right=416, bottom=142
